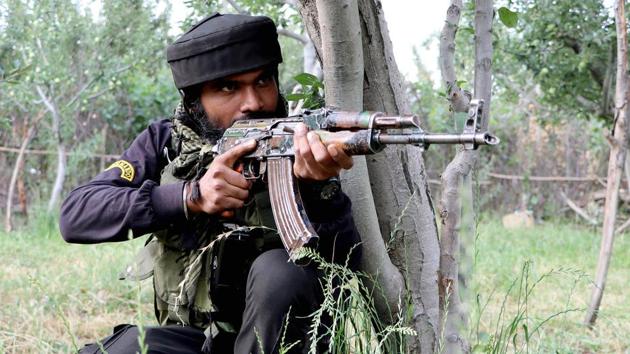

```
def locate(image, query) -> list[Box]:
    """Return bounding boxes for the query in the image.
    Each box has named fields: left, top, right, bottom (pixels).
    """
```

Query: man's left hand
left=293, top=123, right=353, bottom=181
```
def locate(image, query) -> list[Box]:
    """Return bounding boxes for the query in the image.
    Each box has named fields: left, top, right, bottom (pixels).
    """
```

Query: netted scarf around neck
left=169, top=103, right=216, bottom=182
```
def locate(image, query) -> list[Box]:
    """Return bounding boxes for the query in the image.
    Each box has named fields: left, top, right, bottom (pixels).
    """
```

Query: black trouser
left=234, top=248, right=323, bottom=353
left=80, top=249, right=323, bottom=354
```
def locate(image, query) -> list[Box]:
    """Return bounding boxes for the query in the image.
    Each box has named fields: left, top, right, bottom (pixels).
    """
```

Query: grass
left=471, top=217, right=630, bottom=353
left=0, top=214, right=629, bottom=353
left=0, top=214, right=154, bottom=353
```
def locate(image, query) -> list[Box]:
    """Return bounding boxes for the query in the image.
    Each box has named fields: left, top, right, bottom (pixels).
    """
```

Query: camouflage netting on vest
left=150, top=104, right=279, bottom=329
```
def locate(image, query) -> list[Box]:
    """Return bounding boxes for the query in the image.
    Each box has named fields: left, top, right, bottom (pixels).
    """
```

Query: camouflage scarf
left=169, top=103, right=216, bottom=182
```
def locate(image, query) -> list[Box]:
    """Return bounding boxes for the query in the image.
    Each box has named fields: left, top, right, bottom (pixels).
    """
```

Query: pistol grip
left=267, top=157, right=319, bottom=264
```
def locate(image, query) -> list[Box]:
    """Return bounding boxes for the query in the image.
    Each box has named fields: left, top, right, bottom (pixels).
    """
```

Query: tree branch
left=65, top=65, right=130, bottom=108
left=277, top=28, right=309, bottom=44
left=559, top=192, right=598, bottom=225
left=439, top=0, right=471, bottom=112
left=438, top=2, right=493, bottom=353
left=224, top=1, right=309, bottom=44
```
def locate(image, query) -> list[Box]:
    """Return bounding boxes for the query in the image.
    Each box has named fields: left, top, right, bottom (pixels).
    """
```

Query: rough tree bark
left=357, top=1, right=441, bottom=352
left=298, top=0, right=442, bottom=352
left=438, top=1, right=493, bottom=353
left=437, top=3, right=470, bottom=351
left=584, top=0, right=629, bottom=327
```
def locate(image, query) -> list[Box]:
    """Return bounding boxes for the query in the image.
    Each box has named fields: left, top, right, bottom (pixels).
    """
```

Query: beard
left=182, top=96, right=286, bottom=144
left=185, top=100, right=224, bottom=144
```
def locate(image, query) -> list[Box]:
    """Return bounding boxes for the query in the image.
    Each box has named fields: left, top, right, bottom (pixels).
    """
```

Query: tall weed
left=295, top=247, right=416, bottom=354
left=470, top=261, right=587, bottom=353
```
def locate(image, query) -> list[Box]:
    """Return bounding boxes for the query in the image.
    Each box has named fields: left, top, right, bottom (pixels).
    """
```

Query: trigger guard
left=242, top=160, right=262, bottom=180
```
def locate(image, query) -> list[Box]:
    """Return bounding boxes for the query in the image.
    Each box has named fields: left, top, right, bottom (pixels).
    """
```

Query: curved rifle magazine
left=267, top=157, right=319, bottom=264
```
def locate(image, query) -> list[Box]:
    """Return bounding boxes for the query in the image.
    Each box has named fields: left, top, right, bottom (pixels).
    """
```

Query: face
left=200, top=67, right=279, bottom=129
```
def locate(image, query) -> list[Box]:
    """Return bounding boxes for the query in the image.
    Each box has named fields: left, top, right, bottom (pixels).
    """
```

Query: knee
left=246, top=249, right=317, bottom=306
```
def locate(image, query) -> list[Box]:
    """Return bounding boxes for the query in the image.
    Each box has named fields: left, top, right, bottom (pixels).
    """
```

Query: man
left=60, top=13, right=361, bottom=354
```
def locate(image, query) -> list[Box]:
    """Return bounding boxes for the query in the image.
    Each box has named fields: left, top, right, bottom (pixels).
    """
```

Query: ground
left=0, top=215, right=628, bottom=353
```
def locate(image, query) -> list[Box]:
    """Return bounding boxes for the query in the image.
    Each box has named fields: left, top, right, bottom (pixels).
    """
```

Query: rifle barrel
left=377, top=132, right=500, bottom=146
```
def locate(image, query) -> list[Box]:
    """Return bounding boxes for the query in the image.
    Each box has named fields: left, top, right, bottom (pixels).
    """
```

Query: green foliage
left=277, top=32, right=306, bottom=89
left=498, top=0, right=615, bottom=121
left=497, top=7, right=518, bottom=28
left=181, top=0, right=301, bottom=32
left=286, top=73, right=325, bottom=109
left=235, top=0, right=302, bottom=29
left=179, top=0, right=221, bottom=30
left=0, top=0, right=178, bottom=196
left=295, top=247, right=416, bottom=353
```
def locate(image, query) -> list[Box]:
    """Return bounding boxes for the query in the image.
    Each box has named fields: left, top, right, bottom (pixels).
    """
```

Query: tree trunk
left=437, top=2, right=470, bottom=352
left=312, top=0, right=408, bottom=323
left=5, top=110, right=45, bottom=232
left=49, top=143, right=67, bottom=212
left=438, top=1, right=493, bottom=353
left=356, top=1, right=440, bottom=352
left=36, top=85, right=67, bottom=213
left=584, top=0, right=629, bottom=327
left=17, top=176, right=27, bottom=215
left=5, top=130, right=33, bottom=232
left=298, top=0, right=442, bottom=352
left=303, top=39, right=322, bottom=79
left=473, top=0, right=493, bottom=132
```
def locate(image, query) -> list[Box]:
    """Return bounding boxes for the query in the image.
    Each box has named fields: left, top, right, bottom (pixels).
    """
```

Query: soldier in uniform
left=60, top=13, right=361, bottom=354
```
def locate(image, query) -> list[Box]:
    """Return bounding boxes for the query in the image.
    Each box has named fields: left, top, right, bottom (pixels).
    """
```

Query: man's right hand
left=186, top=139, right=257, bottom=216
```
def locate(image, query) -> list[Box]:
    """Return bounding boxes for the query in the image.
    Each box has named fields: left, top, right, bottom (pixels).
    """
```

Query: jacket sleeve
left=59, top=119, right=186, bottom=244
left=300, top=185, right=362, bottom=271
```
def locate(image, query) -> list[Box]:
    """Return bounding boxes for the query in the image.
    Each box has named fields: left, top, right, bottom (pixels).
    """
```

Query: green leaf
left=294, top=72, right=321, bottom=87
left=285, top=93, right=306, bottom=102
left=498, top=7, right=518, bottom=28
left=523, top=323, right=530, bottom=342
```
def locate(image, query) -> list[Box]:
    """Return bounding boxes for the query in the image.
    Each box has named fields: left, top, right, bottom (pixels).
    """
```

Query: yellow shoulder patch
left=106, top=160, right=135, bottom=182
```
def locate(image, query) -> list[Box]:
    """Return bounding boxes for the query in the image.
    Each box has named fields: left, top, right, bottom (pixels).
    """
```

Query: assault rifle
left=213, top=99, right=499, bottom=263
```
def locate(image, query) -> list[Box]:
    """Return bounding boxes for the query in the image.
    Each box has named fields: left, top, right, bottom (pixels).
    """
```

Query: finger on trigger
left=223, top=168, right=251, bottom=189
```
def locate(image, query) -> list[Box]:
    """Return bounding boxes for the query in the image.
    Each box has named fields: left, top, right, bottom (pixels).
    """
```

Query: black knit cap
left=167, top=13, right=283, bottom=89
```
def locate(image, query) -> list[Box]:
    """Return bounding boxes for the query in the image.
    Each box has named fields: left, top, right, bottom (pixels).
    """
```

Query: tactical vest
left=144, top=153, right=280, bottom=329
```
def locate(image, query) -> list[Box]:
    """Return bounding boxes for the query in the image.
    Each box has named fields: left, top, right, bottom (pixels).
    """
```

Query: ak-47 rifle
left=213, top=99, right=499, bottom=263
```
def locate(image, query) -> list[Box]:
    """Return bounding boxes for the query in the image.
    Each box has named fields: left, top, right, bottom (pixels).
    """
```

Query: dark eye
left=220, top=82, right=237, bottom=92
left=256, top=76, right=273, bottom=87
